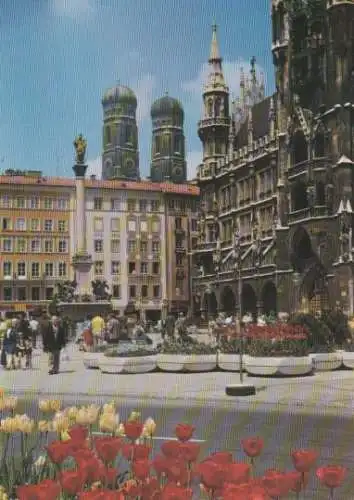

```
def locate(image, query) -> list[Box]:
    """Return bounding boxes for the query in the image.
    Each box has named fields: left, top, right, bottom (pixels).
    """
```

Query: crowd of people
left=0, top=312, right=69, bottom=375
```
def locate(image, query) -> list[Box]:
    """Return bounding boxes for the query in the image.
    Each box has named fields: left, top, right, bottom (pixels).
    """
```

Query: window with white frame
left=31, top=219, right=40, bottom=231
left=111, top=239, right=120, bottom=253
left=111, top=218, right=120, bottom=232
left=111, top=261, right=120, bottom=275
left=16, top=239, right=26, bottom=253
left=93, top=217, right=103, bottom=232
left=127, top=219, right=136, bottom=232
left=45, top=262, right=54, bottom=277
left=16, top=197, right=25, bottom=209
left=15, top=218, right=26, bottom=231
left=0, top=195, right=10, bottom=208
left=31, top=262, right=40, bottom=278
left=44, top=219, right=53, bottom=231
left=3, top=239, right=12, bottom=252
left=58, top=220, right=67, bottom=232
left=44, top=198, right=53, bottom=209
left=58, top=262, right=67, bottom=277
left=151, top=200, right=160, bottom=212
left=94, top=198, right=103, bottom=210
left=94, top=261, right=104, bottom=275
left=44, top=240, right=53, bottom=253
left=111, top=199, right=120, bottom=210
left=58, top=240, right=67, bottom=253
left=57, top=198, right=68, bottom=210
left=29, top=197, right=39, bottom=209
left=3, top=261, right=11, bottom=277
left=140, top=220, right=147, bottom=232
left=31, top=239, right=40, bottom=252
left=152, top=220, right=160, bottom=233
left=17, top=262, right=26, bottom=277
left=94, top=240, right=103, bottom=252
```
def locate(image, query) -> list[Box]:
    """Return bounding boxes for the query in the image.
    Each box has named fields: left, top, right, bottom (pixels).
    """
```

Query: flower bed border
left=156, top=353, right=217, bottom=372
left=245, top=355, right=313, bottom=376
left=309, top=352, right=343, bottom=372
left=99, top=355, right=158, bottom=374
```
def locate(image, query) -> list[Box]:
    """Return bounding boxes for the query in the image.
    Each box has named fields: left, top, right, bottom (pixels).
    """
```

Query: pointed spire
left=209, top=22, right=221, bottom=62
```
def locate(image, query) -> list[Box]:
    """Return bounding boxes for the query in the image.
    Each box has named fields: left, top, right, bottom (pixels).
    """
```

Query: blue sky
left=0, top=0, right=274, bottom=180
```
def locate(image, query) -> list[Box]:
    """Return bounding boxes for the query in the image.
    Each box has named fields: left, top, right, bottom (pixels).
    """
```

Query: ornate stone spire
left=204, top=23, right=228, bottom=92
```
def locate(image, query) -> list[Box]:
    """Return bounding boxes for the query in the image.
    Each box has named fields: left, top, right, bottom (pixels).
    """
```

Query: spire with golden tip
left=204, top=22, right=228, bottom=92
left=209, top=22, right=221, bottom=62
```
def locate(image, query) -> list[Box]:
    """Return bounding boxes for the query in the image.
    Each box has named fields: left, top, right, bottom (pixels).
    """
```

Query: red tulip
left=141, top=477, right=161, bottom=500
left=132, top=443, right=152, bottom=460
left=165, top=458, right=190, bottom=486
left=197, top=460, right=227, bottom=490
left=290, top=470, right=308, bottom=493
left=77, top=456, right=107, bottom=483
left=94, top=436, right=122, bottom=463
left=124, top=421, right=143, bottom=441
left=178, top=442, right=201, bottom=462
left=175, top=423, right=195, bottom=442
left=242, top=437, right=264, bottom=458
left=262, top=470, right=294, bottom=498
left=223, top=482, right=271, bottom=500
left=105, top=466, right=118, bottom=486
left=226, top=462, right=251, bottom=484
left=78, top=491, right=124, bottom=499
left=291, top=449, right=319, bottom=472
left=17, top=479, right=61, bottom=500
left=59, top=470, right=85, bottom=496
left=204, top=451, right=233, bottom=464
left=161, top=440, right=182, bottom=459
left=132, top=459, right=151, bottom=480
left=153, top=454, right=169, bottom=477
left=161, top=483, right=193, bottom=500
left=68, top=424, right=88, bottom=444
left=46, top=441, right=73, bottom=465
left=316, top=465, right=347, bottom=489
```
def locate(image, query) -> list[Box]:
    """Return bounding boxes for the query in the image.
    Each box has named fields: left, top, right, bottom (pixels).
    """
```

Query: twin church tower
left=101, top=85, right=186, bottom=183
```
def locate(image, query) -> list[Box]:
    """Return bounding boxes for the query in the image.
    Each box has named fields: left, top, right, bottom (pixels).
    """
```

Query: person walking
left=91, top=313, right=105, bottom=348
left=42, top=316, right=67, bottom=375
left=29, top=315, right=39, bottom=349
left=3, top=318, right=18, bottom=370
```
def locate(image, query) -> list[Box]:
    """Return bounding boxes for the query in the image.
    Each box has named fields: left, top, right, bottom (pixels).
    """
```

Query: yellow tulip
left=128, top=411, right=141, bottom=422
left=38, top=400, right=52, bottom=413
left=38, top=420, right=50, bottom=433
left=75, top=409, right=90, bottom=426
left=66, top=406, right=79, bottom=421
left=99, top=413, right=118, bottom=433
left=86, top=405, right=100, bottom=425
left=50, top=399, right=61, bottom=412
left=52, top=412, right=70, bottom=433
left=103, top=401, right=116, bottom=414
left=61, top=430, right=71, bottom=441
left=142, top=417, right=157, bottom=437
left=3, top=396, right=17, bottom=411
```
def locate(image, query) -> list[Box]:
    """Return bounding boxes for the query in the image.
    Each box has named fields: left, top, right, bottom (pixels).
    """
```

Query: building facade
left=193, top=6, right=354, bottom=320
left=0, top=170, right=199, bottom=317
left=0, top=171, right=73, bottom=313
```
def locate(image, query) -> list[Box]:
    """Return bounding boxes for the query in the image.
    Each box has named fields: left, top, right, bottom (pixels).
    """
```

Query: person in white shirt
left=29, top=316, right=39, bottom=349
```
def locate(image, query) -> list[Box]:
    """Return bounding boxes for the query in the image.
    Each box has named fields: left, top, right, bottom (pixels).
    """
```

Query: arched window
left=314, top=131, right=325, bottom=157
left=291, top=181, right=308, bottom=211
left=316, top=181, right=326, bottom=205
left=155, top=136, right=161, bottom=154
left=207, top=99, right=213, bottom=117
left=292, top=130, right=308, bottom=165
left=214, top=98, right=221, bottom=117
left=105, top=126, right=111, bottom=145
left=174, top=135, right=181, bottom=153
left=125, top=125, right=132, bottom=144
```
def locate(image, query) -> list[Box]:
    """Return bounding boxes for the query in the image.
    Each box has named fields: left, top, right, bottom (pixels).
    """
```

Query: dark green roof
left=102, top=84, right=137, bottom=107
left=151, top=95, right=184, bottom=120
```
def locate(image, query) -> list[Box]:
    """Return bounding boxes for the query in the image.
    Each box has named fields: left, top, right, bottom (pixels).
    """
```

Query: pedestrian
left=3, top=319, right=18, bottom=370
left=91, top=313, right=105, bottom=348
left=42, top=316, right=68, bottom=375
left=29, top=315, right=39, bottom=349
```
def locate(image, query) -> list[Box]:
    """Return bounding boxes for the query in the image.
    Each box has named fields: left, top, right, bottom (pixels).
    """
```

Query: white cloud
left=182, top=59, right=265, bottom=101
left=134, top=73, right=157, bottom=124
left=86, top=155, right=101, bottom=178
left=186, top=150, right=202, bottom=180
left=52, top=0, right=96, bottom=17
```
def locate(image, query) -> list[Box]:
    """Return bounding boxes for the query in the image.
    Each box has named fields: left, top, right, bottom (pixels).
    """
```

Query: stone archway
left=262, top=281, right=277, bottom=315
left=202, top=291, right=218, bottom=319
left=300, top=263, right=330, bottom=314
left=290, top=226, right=315, bottom=272
left=221, top=286, right=236, bottom=315
left=241, top=284, right=257, bottom=320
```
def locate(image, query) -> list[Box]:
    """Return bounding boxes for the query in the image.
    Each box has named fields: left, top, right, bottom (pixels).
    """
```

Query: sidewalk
left=2, top=345, right=354, bottom=416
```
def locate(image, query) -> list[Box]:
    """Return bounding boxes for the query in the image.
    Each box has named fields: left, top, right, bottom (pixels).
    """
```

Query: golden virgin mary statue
left=73, top=134, right=87, bottom=164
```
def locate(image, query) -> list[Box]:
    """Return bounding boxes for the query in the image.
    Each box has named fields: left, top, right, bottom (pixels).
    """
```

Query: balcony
left=198, top=117, right=230, bottom=129
left=288, top=205, right=329, bottom=224
left=175, top=246, right=186, bottom=254
left=193, top=241, right=216, bottom=252
left=288, top=157, right=328, bottom=179
left=175, top=227, right=186, bottom=236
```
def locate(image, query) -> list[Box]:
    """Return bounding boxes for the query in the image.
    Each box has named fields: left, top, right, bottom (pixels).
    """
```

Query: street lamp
left=226, top=226, right=256, bottom=397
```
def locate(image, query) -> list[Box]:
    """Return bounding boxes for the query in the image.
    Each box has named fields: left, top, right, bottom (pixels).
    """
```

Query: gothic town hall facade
left=192, top=1, right=354, bottom=319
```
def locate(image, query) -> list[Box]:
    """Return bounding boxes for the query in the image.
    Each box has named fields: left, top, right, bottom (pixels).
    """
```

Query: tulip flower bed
left=0, top=391, right=349, bottom=499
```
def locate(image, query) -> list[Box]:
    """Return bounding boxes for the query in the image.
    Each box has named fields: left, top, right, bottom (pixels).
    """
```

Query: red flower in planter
left=78, top=491, right=124, bottom=499
left=141, top=477, right=161, bottom=500
left=291, top=449, right=319, bottom=472
left=223, top=482, right=271, bottom=500
left=17, top=479, right=61, bottom=500
left=226, top=462, right=251, bottom=484
left=175, top=423, right=195, bottom=442
left=132, top=459, right=151, bottom=480
left=153, top=454, right=169, bottom=477
left=165, top=458, right=190, bottom=486
left=68, top=424, right=88, bottom=444
left=161, top=483, right=193, bottom=500
left=262, top=469, right=294, bottom=498
left=46, top=440, right=73, bottom=465
left=161, top=440, right=182, bottom=459
left=316, top=465, right=347, bottom=489
left=121, top=479, right=143, bottom=498
left=290, top=470, right=308, bottom=493
left=242, top=437, right=264, bottom=458
left=105, top=466, right=118, bottom=486
left=124, top=420, right=144, bottom=441
left=78, top=456, right=107, bottom=484
left=133, top=443, right=152, bottom=460
left=204, top=451, right=233, bottom=464
left=94, top=436, right=122, bottom=463
left=59, top=469, right=85, bottom=496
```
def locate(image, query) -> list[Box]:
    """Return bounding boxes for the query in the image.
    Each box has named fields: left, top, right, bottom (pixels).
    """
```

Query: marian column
left=72, top=134, right=93, bottom=300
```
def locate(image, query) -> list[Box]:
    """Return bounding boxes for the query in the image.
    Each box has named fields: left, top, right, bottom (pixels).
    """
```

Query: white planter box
left=342, top=352, right=354, bottom=369
left=99, top=355, right=157, bottom=374
left=157, top=354, right=217, bottom=372
left=309, top=352, right=343, bottom=371
left=245, top=356, right=313, bottom=376
left=83, top=352, right=103, bottom=369
left=217, top=353, right=249, bottom=371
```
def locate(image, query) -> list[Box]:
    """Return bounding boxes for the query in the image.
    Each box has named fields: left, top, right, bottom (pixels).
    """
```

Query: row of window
left=93, top=198, right=161, bottom=212
left=2, top=238, right=69, bottom=253
left=0, top=284, right=161, bottom=302
left=93, top=239, right=161, bottom=254
left=1, top=218, right=68, bottom=232
left=2, top=261, right=67, bottom=278
left=92, top=217, right=160, bottom=233
left=93, top=261, right=161, bottom=276
left=0, top=196, right=69, bottom=210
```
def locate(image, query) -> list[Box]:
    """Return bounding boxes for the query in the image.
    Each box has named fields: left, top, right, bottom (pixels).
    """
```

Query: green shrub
left=289, top=313, right=331, bottom=348
left=321, top=309, right=350, bottom=346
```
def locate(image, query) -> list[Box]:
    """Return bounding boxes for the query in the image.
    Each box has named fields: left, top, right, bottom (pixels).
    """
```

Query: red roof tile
left=0, top=175, right=199, bottom=195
